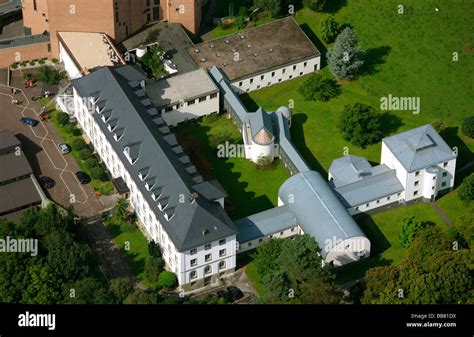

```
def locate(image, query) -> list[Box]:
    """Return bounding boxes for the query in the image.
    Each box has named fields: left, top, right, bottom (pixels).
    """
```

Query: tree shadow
left=380, top=111, right=404, bottom=136
left=360, top=46, right=392, bottom=76
left=300, top=23, right=328, bottom=68
left=440, top=126, right=474, bottom=183
left=291, top=113, right=327, bottom=177
left=324, top=0, right=348, bottom=14
left=354, top=213, right=391, bottom=256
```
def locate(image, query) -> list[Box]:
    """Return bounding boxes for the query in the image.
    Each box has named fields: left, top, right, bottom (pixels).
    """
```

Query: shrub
left=52, top=58, right=59, bottom=64
left=71, top=138, right=85, bottom=151
left=37, top=65, right=61, bottom=85
left=63, top=124, right=76, bottom=134
left=90, top=166, right=107, bottom=180
left=239, top=6, right=249, bottom=17
left=398, top=216, right=431, bottom=248
left=22, top=72, right=32, bottom=80
left=19, top=61, right=27, bottom=67
left=56, top=112, right=70, bottom=126
left=458, top=173, right=474, bottom=203
left=461, top=116, right=474, bottom=138
left=109, top=277, right=134, bottom=303
left=10, top=63, right=18, bottom=69
left=298, top=73, right=340, bottom=102
left=432, top=119, right=445, bottom=134
left=157, top=271, right=178, bottom=289
left=338, top=102, right=383, bottom=148
left=38, top=59, right=46, bottom=65
left=148, top=241, right=162, bottom=258
left=320, top=16, right=340, bottom=43
left=144, top=256, right=165, bottom=282
left=79, top=149, right=93, bottom=161
left=29, top=60, right=36, bottom=66
left=303, top=0, right=327, bottom=12
left=84, top=158, right=98, bottom=170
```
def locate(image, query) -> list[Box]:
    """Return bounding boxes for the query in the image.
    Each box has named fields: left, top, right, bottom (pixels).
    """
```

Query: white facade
left=381, top=142, right=456, bottom=202
left=158, top=92, right=220, bottom=127
left=72, top=88, right=235, bottom=290
left=231, top=56, right=320, bottom=94
left=59, top=41, right=82, bottom=80
left=237, top=225, right=300, bottom=254
left=347, top=190, right=405, bottom=216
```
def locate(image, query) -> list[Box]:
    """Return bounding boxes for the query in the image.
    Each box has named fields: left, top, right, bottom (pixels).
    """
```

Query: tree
left=148, top=241, right=162, bottom=258
left=71, top=138, right=85, bottom=151
left=36, top=66, right=61, bottom=85
left=451, top=205, right=474, bottom=248
left=361, top=265, right=399, bottom=304
left=56, top=112, right=70, bottom=126
left=63, top=124, right=76, bottom=134
left=298, top=73, right=340, bottom=102
left=22, top=264, right=61, bottom=304
left=109, top=277, right=134, bottom=303
left=303, top=0, right=327, bottom=12
left=253, top=0, right=281, bottom=17
left=144, top=256, right=165, bottom=282
left=457, top=173, right=474, bottom=203
left=461, top=116, right=474, bottom=138
left=255, top=155, right=273, bottom=168
left=238, top=6, right=249, bottom=17
left=256, top=235, right=340, bottom=304
left=78, top=148, right=93, bottom=161
left=84, top=158, right=99, bottom=170
left=114, top=197, right=129, bottom=223
left=398, top=216, right=431, bottom=248
left=64, top=278, right=114, bottom=304
left=123, top=289, right=159, bottom=304
left=432, top=119, right=445, bottom=134
left=338, top=102, right=383, bottom=147
left=320, top=16, right=340, bottom=43
left=252, top=239, right=284, bottom=279
left=158, top=271, right=178, bottom=289
left=327, top=27, right=365, bottom=80
left=90, top=166, right=106, bottom=180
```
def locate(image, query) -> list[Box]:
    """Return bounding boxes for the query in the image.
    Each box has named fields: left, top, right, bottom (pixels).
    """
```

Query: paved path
left=431, top=203, right=453, bottom=226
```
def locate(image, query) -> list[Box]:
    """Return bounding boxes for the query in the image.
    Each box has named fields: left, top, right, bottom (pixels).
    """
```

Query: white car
left=58, top=143, right=70, bottom=154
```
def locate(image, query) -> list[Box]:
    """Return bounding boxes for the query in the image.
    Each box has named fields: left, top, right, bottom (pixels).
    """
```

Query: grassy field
left=105, top=221, right=159, bottom=289
left=242, top=3, right=473, bottom=175
left=40, top=98, right=114, bottom=195
left=173, top=115, right=289, bottom=220
left=436, top=191, right=468, bottom=224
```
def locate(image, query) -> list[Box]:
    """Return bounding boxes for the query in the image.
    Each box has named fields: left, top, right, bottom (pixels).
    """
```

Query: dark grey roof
left=383, top=124, right=456, bottom=172
left=0, top=130, right=20, bottom=151
left=0, top=151, right=33, bottom=183
left=333, top=166, right=404, bottom=207
left=234, top=205, right=297, bottom=243
left=278, top=171, right=367, bottom=259
left=0, top=32, right=50, bottom=50
left=329, top=155, right=373, bottom=188
left=208, top=66, right=248, bottom=123
left=0, top=177, right=42, bottom=214
left=72, top=66, right=237, bottom=252
left=0, top=0, right=21, bottom=16
left=193, top=180, right=228, bottom=201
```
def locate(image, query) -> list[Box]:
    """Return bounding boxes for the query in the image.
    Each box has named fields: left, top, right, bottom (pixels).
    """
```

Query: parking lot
left=0, top=70, right=104, bottom=217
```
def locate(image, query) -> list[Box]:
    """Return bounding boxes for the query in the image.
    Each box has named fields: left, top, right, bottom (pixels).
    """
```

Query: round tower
left=277, top=106, right=292, bottom=127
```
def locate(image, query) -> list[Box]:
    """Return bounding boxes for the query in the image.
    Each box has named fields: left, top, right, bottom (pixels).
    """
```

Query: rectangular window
left=204, top=243, right=212, bottom=250
left=291, top=228, right=295, bottom=232
left=366, top=203, right=370, bottom=207
left=204, top=266, right=211, bottom=274
left=304, top=62, right=308, bottom=67
left=205, top=253, right=212, bottom=262
left=153, top=7, right=160, bottom=20
left=248, top=242, right=252, bottom=247
left=415, top=171, right=420, bottom=176
left=260, top=75, right=264, bottom=80
left=250, top=78, right=254, bottom=84
left=443, top=162, right=448, bottom=167
left=190, top=258, right=197, bottom=267
left=187, top=99, right=195, bottom=105
left=210, top=93, right=218, bottom=99
left=219, top=261, right=226, bottom=269
left=33, top=0, right=37, bottom=11
left=289, top=75, right=293, bottom=79
left=376, top=200, right=380, bottom=204
left=190, top=248, right=197, bottom=255
left=414, top=181, right=419, bottom=186
left=190, top=271, right=197, bottom=279
left=280, top=231, right=284, bottom=235
left=219, top=239, right=226, bottom=245
left=293, top=65, right=297, bottom=70
left=355, top=206, right=359, bottom=211
left=414, top=191, right=419, bottom=196
left=199, top=96, right=206, bottom=102
left=282, top=68, right=286, bottom=74
left=441, top=182, right=447, bottom=187
left=219, top=249, right=226, bottom=257
left=258, top=238, right=263, bottom=243
left=442, top=172, right=447, bottom=177
left=387, top=196, right=391, bottom=200
left=271, top=72, right=275, bottom=77
left=239, top=81, right=243, bottom=87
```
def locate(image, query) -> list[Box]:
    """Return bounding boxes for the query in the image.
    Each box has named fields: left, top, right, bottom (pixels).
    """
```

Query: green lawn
left=211, top=16, right=274, bottom=39
left=436, top=191, right=468, bottom=224
left=336, top=202, right=450, bottom=284
left=39, top=98, right=114, bottom=195
left=173, top=115, right=289, bottom=220
left=105, top=221, right=159, bottom=289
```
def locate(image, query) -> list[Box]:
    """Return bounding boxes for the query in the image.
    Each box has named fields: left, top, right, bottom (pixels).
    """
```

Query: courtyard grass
left=39, top=98, right=114, bottom=195
left=173, top=115, right=289, bottom=220
left=105, top=221, right=160, bottom=289
left=436, top=191, right=468, bottom=224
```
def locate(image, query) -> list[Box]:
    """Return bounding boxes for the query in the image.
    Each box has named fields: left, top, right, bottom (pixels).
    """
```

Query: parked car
left=76, top=171, right=90, bottom=184
left=20, top=117, right=39, bottom=126
left=216, top=290, right=232, bottom=302
left=226, top=286, right=244, bottom=301
left=57, top=143, right=70, bottom=154
left=38, top=176, right=55, bottom=189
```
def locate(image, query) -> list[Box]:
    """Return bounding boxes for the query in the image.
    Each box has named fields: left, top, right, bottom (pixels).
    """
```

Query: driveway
left=0, top=76, right=103, bottom=217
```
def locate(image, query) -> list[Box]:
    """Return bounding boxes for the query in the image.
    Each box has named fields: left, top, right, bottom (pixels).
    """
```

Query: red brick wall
left=0, top=42, right=51, bottom=68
